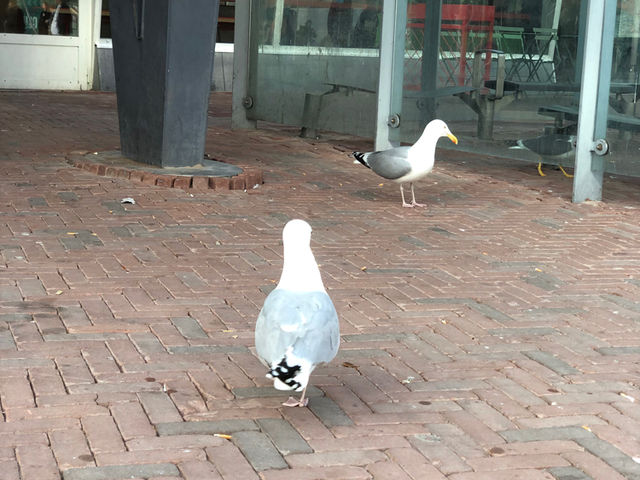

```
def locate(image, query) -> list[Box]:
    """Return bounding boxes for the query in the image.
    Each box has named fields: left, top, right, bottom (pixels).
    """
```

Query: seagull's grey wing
left=255, top=289, right=339, bottom=367
left=365, top=146, right=412, bottom=180
left=522, top=134, right=574, bottom=157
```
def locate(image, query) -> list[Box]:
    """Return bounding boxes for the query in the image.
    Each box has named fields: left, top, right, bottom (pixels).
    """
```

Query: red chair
left=407, top=3, right=495, bottom=85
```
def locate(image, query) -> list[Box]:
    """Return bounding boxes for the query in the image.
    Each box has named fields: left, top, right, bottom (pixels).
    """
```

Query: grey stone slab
left=601, top=294, right=640, bottom=313
left=232, top=430, right=288, bottom=471
left=489, top=261, right=539, bottom=271
left=102, top=201, right=128, bottom=215
left=0, top=313, right=32, bottom=323
left=407, top=379, right=489, bottom=392
left=549, top=466, right=593, bottom=480
left=171, top=317, right=208, bottom=339
left=336, top=348, right=390, bottom=360
left=489, top=327, right=558, bottom=336
left=0, top=330, right=16, bottom=350
left=533, top=218, right=563, bottom=230
left=157, top=419, right=258, bottom=436
left=500, top=426, right=592, bottom=443
left=577, top=436, right=640, bottom=478
left=256, top=418, right=313, bottom=455
left=43, top=333, right=129, bottom=341
left=168, top=345, right=249, bottom=355
left=60, top=236, right=85, bottom=251
left=63, top=463, right=179, bottom=480
left=399, top=235, right=428, bottom=247
left=365, top=268, right=424, bottom=274
left=76, top=231, right=103, bottom=247
left=308, top=395, right=353, bottom=428
left=110, top=226, right=132, bottom=238
left=341, top=333, right=417, bottom=342
left=58, top=191, right=79, bottom=202
left=429, top=226, right=454, bottom=237
left=524, top=351, right=579, bottom=375
left=469, top=302, right=516, bottom=324
left=0, top=286, right=23, bottom=302
left=130, top=332, right=167, bottom=354
left=597, top=346, right=640, bottom=355
left=0, top=358, right=51, bottom=368
left=175, top=272, right=208, bottom=290
left=523, top=307, right=585, bottom=315
left=489, top=378, right=547, bottom=406
left=522, top=271, right=564, bottom=291
left=28, top=196, right=47, bottom=207
left=233, top=385, right=323, bottom=400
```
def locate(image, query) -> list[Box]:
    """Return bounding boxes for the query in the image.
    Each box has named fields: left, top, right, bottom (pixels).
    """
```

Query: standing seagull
left=510, top=133, right=576, bottom=177
left=255, top=219, right=340, bottom=407
left=352, top=119, right=458, bottom=207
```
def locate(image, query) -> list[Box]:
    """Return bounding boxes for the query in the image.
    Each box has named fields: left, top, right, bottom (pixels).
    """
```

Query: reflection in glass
left=0, top=0, right=78, bottom=35
left=248, top=0, right=382, bottom=139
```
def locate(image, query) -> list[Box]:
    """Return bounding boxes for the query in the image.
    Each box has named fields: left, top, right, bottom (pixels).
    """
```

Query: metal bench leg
left=300, top=93, right=323, bottom=138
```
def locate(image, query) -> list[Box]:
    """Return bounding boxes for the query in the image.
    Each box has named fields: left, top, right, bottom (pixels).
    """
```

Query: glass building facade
left=234, top=0, right=640, bottom=200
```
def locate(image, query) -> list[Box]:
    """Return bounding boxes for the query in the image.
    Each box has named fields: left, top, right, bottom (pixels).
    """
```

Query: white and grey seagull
left=510, top=133, right=576, bottom=177
left=352, top=119, right=458, bottom=207
left=255, top=219, right=340, bottom=407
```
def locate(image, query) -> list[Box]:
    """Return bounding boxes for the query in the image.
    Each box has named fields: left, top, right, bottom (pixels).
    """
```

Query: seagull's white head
left=282, top=219, right=312, bottom=249
left=278, top=219, right=325, bottom=293
left=424, top=119, right=458, bottom=145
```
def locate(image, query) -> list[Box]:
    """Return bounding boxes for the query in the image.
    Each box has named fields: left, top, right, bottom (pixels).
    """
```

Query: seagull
left=255, top=219, right=340, bottom=407
left=510, top=133, right=576, bottom=178
left=352, top=119, right=458, bottom=207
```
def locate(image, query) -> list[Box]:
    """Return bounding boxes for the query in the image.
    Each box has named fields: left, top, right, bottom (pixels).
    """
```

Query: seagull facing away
left=255, top=219, right=340, bottom=407
left=352, top=119, right=458, bottom=207
left=510, top=133, right=576, bottom=178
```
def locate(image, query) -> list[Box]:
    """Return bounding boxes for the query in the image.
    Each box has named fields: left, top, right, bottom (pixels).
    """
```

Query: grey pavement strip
left=307, top=395, right=354, bottom=427
left=157, top=419, right=259, bottom=436
left=232, top=430, right=288, bottom=471
left=63, top=463, right=179, bottom=480
left=257, top=418, right=313, bottom=455
left=524, top=350, right=579, bottom=375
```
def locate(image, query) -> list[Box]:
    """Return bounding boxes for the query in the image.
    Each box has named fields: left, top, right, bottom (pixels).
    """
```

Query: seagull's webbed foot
left=282, top=396, right=309, bottom=407
left=558, top=165, right=573, bottom=178
left=282, top=384, right=309, bottom=407
left=537, top=163, right=546, bottom=176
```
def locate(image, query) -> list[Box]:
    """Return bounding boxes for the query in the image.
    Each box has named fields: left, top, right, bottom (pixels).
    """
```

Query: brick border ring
left=66, top=151, right=263, bottom=192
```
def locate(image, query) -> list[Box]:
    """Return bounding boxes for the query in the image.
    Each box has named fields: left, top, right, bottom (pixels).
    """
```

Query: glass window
left=391, top=0, right=583, bottom=179
left=246, top=0, right=382, bottom=138
left=603, top=0, right=640, bottom=176
left=99, top=0, right=235, bottom=42
left=1, top=0, right=78, bottom=36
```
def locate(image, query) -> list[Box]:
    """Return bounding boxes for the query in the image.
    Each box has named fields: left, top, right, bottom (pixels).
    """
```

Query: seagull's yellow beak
left=447, top=133, right=458, bottom=145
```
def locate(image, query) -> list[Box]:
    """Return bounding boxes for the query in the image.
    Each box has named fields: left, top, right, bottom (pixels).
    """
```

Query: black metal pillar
left=110, top=0, right=219, bottom=168
left=420, top=0, right=442, bottom=125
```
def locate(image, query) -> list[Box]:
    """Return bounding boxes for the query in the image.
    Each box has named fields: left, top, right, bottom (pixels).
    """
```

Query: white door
left=0, top=0, right=97, bottom=90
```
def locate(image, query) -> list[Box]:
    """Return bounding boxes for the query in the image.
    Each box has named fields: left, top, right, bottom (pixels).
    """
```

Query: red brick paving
left=1, top=90, right=640, bottom=479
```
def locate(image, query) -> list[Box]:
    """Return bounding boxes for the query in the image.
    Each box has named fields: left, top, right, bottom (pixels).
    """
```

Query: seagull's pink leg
left=400, top=184, right=414, bottom=208
left=410, top=183, right=426, bottom=207
left=282, top=385, right=309, bottom=407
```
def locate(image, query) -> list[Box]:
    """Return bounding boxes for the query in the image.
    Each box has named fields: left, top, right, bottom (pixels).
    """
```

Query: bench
left=538, top=104, right=640, bottom=134
left=300, top=83, right=475, bottom=138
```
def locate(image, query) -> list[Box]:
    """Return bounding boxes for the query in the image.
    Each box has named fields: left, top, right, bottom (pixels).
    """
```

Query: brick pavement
left=1, top=90, right=640, bottom=479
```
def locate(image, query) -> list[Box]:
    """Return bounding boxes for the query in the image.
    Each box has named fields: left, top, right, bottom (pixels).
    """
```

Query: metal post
left=110, top=0, right=219, bottom=168
left=420, top=0, right=442, bottom=125
left=375, top=0, right=407, bottom=150
left=572, top=0, right=616, bottom=202
left=231, top=0, right=257, bottom=129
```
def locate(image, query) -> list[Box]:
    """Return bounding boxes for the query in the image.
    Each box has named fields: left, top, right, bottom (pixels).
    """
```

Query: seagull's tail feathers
left=509, top=140, right=526, bottom=150
left=266, top=348, right=312, bottom=392
left=352, top=151, right=371, bottom=169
